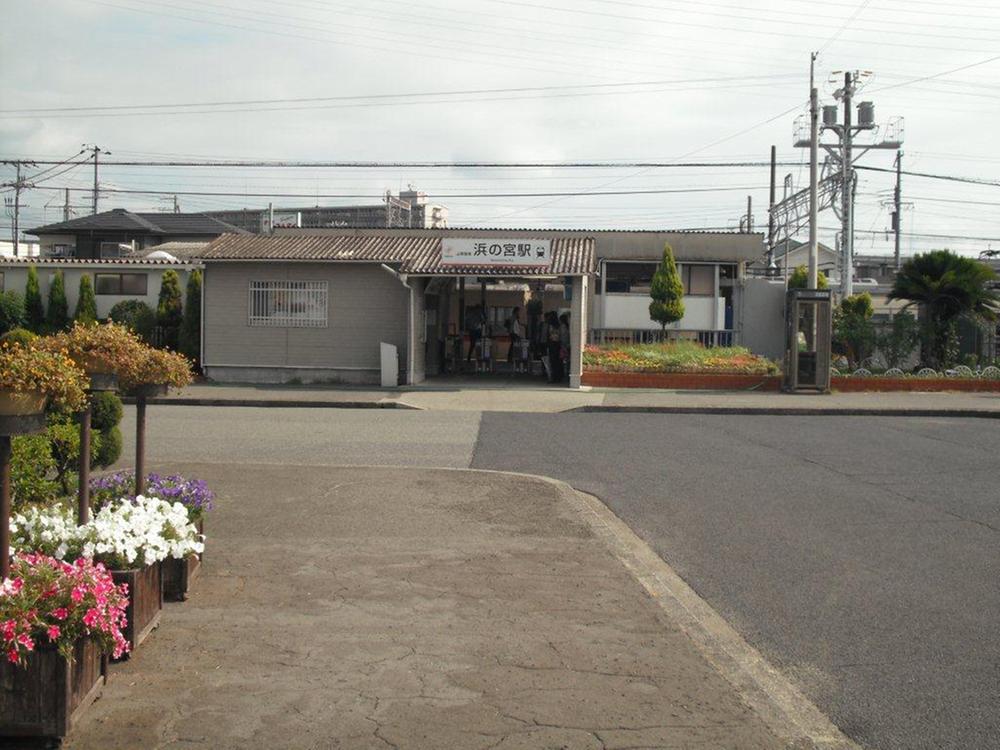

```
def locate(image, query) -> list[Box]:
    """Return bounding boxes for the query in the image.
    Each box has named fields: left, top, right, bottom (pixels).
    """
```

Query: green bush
left=179, top=269, right=202, bottom=367
left=0, top=327, right=37, bottom=348
left=74, top=275, right=98, bottom=324
left=90, top=391, right=123, bottom=431
left=833, top=293, right=876, bottom=369
left=108, top=299, right=156, bottom=343
left=10, top=435, right=59, bottom=511
left=46, top=270, right=70, bottom=332
left=788, top=265, right=829, bottom=290
left=879, top=311, right=919, bottom=370
left=94, top=425, right=122, bottom=468
left=648, top=243, right=684, bottom=331
left=157, top=269, right=184, bottom=350
left=0, top=290, right=25, bottom=336
left=25, top=265, right=45, bottom=332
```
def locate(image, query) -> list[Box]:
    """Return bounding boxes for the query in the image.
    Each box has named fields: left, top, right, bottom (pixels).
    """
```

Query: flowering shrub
left=583, top=341, right=778, bottom=375
left=91, top=471, right=214, bottom=521
left=0, top=553, right=129, bottom=665
left=11, top=496, right=205, bottom=571
left=0, top=344, right=88, bottom=412
left=119, top=347, right=193, bottom=393
left=37, top=321, right=145, bottom=381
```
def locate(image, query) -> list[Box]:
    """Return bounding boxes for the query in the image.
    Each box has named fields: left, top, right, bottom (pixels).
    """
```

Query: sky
left=1, top=0, right=999, bottom=258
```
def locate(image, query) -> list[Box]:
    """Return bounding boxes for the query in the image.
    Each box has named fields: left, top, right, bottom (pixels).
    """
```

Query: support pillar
left=135, top=397, right=147, bottom=496
left=569, top=275, right=588, bottom=389
left=78, top=405, right=91, bottom=524
left=0, top=436, right=11, bottom=580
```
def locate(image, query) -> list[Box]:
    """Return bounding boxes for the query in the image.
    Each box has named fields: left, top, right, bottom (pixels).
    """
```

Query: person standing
left=466, top=305, right=484, bottom=365
left=507, top=306, right=523, bottom=365
left=545, top=311, right=563, bottom=383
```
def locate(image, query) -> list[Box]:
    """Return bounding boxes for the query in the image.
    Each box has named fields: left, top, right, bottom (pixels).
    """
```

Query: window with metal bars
left=248, top=280, right=328, bottom=328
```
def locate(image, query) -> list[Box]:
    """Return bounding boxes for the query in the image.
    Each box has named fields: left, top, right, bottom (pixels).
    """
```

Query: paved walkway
left=64, top=465, right=831, bottom=750
left=142, top=380, right=1000, bottom=415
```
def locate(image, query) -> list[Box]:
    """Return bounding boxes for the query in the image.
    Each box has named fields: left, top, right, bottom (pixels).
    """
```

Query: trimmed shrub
left=649, top=243, right=684, bottom=331
left=94, top=425, right=122, bottom=468
left=179, top=269, right=202, bottom=367
left=157, top=269, right=183, bottom=350
left=74, top=274, right=98, bottom=324
left=25, top=265, right=45, bottom=332
left=0, top=290, right=25, bottom=335
left=90, top=391, right=124, bottom=431
left=46, top=270, right=70, bottom=332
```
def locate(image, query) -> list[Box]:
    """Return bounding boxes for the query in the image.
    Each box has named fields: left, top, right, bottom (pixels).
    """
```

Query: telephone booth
left=783, top=289, right=832, bottom=393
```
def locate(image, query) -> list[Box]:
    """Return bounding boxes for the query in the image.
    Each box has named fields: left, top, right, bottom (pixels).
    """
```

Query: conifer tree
left=46, top=270, right=69, bottom=332
left=24, top=265, right=45, bottom=332
left=74, top=275, right=98, bottom=324
left=648, top=243, right=685, bottom=332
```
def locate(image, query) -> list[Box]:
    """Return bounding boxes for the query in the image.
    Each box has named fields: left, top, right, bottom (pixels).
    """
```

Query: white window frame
left=248, top=280, right=328, bottom=328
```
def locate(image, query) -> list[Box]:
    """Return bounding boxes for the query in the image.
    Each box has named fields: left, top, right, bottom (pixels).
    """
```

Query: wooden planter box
left=111, top=563, right=163, bottom=658
left=163, top=519, right=204, bottom=602
left=0, top=638, right=107, bottom=741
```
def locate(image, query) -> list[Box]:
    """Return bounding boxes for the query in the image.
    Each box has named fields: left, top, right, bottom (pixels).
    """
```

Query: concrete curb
left=567, top=405, right=1000, bottom=418
left=120, top=397, right=422, bottom=410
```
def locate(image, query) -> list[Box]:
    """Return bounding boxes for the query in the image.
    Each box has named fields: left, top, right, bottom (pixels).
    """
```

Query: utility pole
left=893, top=150, right=902, bottom=270
left=767, top=145, right=777, bottom=273
left=83, top=144, right=109, bottom=215
left=64, top=188, right=71, bottom=221
left=841, top=72, right=855, bottom=298
left=173, top=195, right=180, bottom=213
left=746, top=195, right=752, bottom=232
left=12, top=163, right=21, bottom=257
left=2, top=162, right=34, bottom=257
left=808, top=52, right=819, bottom=290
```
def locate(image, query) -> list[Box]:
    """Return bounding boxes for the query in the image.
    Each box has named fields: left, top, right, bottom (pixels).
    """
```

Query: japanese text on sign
left=441, top=238, right=552, bottom=267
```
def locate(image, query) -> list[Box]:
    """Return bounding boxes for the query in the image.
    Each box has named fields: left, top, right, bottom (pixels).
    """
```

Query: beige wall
left=0, top=263, right=194, bottom=319
left=202, top=261, right=409, bottom=385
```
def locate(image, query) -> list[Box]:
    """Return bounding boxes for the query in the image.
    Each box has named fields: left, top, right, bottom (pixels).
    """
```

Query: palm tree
left=887, top=250, right=1000, bottom=368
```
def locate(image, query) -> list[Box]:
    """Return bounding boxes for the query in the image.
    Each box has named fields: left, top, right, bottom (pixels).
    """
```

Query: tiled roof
left=0, top=257, right=196, bottom=267
left=28, top=209, right=247, bottom=236
left=201, top=233, right=595, bottom=275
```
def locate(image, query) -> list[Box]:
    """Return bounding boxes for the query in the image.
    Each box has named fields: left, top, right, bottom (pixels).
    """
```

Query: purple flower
left=90, top=471, right=215, bottom=517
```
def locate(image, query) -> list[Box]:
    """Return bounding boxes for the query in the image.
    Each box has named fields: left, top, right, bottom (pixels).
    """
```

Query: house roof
left=201, top=233, right=596, bottom=276
left=0, top=256, right=196, bottom=267
left=27, top=209, right=247, bottom=236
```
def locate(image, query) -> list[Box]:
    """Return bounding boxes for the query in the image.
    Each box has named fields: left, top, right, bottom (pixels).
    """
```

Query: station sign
left=441, top=238, right=551, bottom=267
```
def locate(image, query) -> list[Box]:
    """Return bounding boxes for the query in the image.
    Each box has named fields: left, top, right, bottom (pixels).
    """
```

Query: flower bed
left=0, top=554, right=129, bottom=740
left=584, top=341, right=779, bottom=376
left=91, top=472, right=213, bottom=601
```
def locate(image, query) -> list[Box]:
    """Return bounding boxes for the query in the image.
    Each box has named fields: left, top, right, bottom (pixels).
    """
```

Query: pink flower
left=47, top=626, right=61, bottom=640
left=1, top=620, right=15, bottom=640
left=16, top=633, right=34, bottom=651
left=82, top=608, right=101, bottom=628
left=52, top=608, right=69, bottom=621
left=71, top=585, right=86, bottom=603
left=7, top=648, right=19, bottom=664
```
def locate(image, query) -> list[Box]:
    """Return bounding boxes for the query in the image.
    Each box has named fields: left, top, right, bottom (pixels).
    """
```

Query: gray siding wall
left=741, top=277, right=786, bottom=361
left=203, top=262, right=409, bottom=383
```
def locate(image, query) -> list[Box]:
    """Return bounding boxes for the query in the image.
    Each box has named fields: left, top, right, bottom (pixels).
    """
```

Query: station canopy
left=201, top=233, right=596, bottom=277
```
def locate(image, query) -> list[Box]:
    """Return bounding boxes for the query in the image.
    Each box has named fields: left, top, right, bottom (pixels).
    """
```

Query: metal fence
left=589, top=329, right=737, bottom=347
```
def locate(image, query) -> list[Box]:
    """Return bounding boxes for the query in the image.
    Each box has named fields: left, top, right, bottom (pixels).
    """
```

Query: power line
left=2, top=159, right=799, bottom=168
left=855, top=166, right=1000, bottom=187
left=39, top=184, right=768, bottom=200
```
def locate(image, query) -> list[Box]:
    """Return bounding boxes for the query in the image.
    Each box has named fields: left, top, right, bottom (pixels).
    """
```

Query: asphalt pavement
left=116, top=405, right=1000, bottom=750
left=471, top=413, right=1000, bottom=750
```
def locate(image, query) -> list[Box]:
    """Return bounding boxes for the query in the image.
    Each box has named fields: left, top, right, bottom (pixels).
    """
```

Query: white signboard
left=271, top=211, right=301, bottom=228
left=441, top=238, right=551, bottom=267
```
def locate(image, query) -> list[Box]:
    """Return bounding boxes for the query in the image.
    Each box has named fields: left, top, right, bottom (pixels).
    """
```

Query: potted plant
left=0, top=553, right=129, bottom=741
left=119, top=346, right=194, bottom=398
left=37, top=322, right=147, bottom=392
left=91, top=471, right=213, bottom=601
left=11, top=497, right=203, bottom=656
left=0, top=344, right=88, bottom=417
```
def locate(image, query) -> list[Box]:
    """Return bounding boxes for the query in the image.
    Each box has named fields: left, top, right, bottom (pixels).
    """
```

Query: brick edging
left=582, top=371, right=1000, bottom=392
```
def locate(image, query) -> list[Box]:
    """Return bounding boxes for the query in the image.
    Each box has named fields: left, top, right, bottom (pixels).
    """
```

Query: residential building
left=204, top=187, right=449, bottom=233
left=26, top=209, right=246, bottom=260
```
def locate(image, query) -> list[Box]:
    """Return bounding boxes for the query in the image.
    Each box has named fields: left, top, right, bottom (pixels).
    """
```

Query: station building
left=198, top=227, right=768, bottom=387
